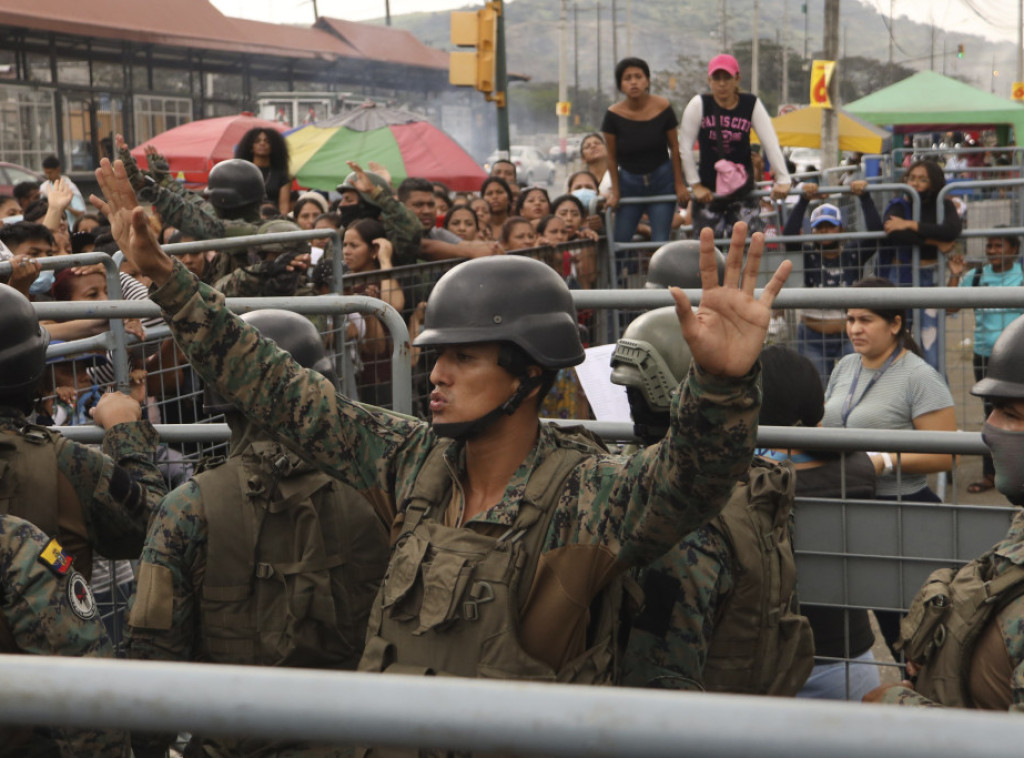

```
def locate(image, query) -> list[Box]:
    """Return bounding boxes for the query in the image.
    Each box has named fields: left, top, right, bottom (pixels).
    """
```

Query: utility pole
left=596, top=3, right=602, bottom=121
left=626, top=0, right=632, bottom=56
left=782, top=0, right=790, bottom=105
left=721, top=0, right=728, bottom=51
left=888, top=0, right=894, bottom=84
left=611, top=0, right=618, bottom=96
left=930, top=23, right=935, bottom=71
left=1018, top=0, right=1023, bottom=84
left=384, top=0, right=391, bottom=26
left=559, top=0, right=569, bottom=161
left=752, top=0, right=760, bottom=93
left=495, top=1, right=509, bottom=150
left=822, top=0, right=839, bottom=170
left=803, top=0, right=808, bottom=59
left=573, top=3, right=579, bottom=103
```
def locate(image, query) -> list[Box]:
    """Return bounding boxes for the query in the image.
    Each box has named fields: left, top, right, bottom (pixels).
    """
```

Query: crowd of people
left=1, top=50, right=1024, bottom=756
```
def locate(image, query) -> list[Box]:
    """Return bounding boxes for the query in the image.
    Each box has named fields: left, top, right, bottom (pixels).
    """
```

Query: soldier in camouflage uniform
left=212, top=218, right=316, bottom=297
left=127, top=310, right=389, bottom=758
left=613, top=312, right=812, bottom=694
left=865, top=314, right=1024, bottom=711
left=0, top=283, right=165, bottom=582
left=95, top=155, right=789, bottom=707
left=118, top=137, right=422, bottom=271
left=0, top=513, right=131, bottom=757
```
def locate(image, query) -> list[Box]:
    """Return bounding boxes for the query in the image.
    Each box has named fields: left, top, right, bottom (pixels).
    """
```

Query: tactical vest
left=0, top=425, right=92, bottom=583
left=896, top=550, right=1024, bottom=708
left=359, top=428, right=628, bottom=686
left=701, top=459, right=814, bottom=695
left=195, top=439, right=390, bottom=669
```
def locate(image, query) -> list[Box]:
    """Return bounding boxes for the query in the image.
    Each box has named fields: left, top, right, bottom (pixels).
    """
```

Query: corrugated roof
left=0, top=0, right=442, bottom=68
left=316, top=17, right=448, bottom=71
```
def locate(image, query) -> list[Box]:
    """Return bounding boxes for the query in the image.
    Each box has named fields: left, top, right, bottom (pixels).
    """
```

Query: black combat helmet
left=0, top=283, right=49, bottom=399
left=414, top=256, right=584, bottom=369
left=645, top=240, right=725, bottom=289
left=336, top=170, right=393, bottom=210
left=203, top=159, right=267, bottom=212
left=972, top=314, right=1024, bottom=400
left=204, top=309, right=337, bottom=413
left=610, top=306, right=692, bottom=414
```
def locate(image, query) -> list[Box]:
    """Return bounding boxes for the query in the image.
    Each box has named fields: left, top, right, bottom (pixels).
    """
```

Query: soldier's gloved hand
left=115, top=133, right=147, bottom=192
left=259, top=251, right=304, bottom=296
left=145, top=145, right=171, bottom=185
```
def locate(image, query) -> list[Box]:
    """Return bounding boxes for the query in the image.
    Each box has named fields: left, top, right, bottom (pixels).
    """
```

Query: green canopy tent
left=846, top=70, right=1024, bottom=144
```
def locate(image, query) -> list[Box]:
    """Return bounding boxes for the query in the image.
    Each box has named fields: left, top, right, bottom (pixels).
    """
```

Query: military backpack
left=896, top=549, right=1024, bottom=708
left=195, top=439, right=390, bottom=669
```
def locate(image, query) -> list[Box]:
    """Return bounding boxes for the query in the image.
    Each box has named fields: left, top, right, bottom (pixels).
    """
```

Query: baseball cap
left=810, top=203, right=842, bottom=228
left=708, top=54, right=740, bottom=77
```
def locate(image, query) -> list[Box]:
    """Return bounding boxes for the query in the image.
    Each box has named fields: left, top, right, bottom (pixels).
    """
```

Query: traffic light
left=450, top=4, right=498, bottom=95
left=957, top=44, right=964, bottom=58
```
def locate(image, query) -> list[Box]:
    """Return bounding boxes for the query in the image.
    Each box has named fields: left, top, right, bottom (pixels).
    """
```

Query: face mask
left=982, top=422, right=1024, bottom=506
left=571, top=188, right=599, bottom=215
left=29, top=268, right=54, bottom=296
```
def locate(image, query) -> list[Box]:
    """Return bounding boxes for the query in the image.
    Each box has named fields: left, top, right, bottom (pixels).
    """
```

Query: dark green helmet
left=254, top=218, right=310, bottom=257
left=204, top=309, right=337, bottom=413
left=0, top=284, right=49, bottom=397
left=414, top=256, right=584, bottom=368
left=203, top=159, right=267, bottom=211
left=610, top=307, right=691, bottom=412
left=972, top=314, right=1024, bottom=400
left=645, top=240, right=725, bottom=289
left=336, top=171, right=392, bottom=210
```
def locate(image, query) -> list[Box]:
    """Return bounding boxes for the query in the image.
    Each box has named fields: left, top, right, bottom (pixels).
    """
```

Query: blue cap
left=809, top=203, right=842, bottom=228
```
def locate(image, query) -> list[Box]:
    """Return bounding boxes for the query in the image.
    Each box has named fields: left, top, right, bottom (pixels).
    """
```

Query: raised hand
left=671, top=223, right=791, bottom=378
left=91, top=159, right=174, bottom=286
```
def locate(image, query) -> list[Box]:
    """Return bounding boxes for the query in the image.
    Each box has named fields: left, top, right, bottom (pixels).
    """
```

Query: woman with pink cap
left=680, top=53, right=791, bottom=237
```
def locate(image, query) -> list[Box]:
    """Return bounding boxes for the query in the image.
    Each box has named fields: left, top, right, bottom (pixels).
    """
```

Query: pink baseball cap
left=708, top=54, right=740, bottom=77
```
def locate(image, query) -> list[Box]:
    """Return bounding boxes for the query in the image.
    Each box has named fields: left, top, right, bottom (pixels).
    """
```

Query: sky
left=210, top=0, right=1024, bottom=45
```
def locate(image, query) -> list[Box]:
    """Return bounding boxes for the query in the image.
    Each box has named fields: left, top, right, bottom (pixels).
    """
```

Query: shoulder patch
left=38, top=538, right=73, bottom=577
left=66, top=571, right=97, bottom=621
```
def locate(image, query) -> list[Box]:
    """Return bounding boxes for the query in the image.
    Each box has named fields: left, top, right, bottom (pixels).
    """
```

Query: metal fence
left=11, top=206, right=1024, bottom=745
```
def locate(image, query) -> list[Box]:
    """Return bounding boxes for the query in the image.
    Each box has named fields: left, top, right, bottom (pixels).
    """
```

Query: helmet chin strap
left=432, top=375, right=543, bottom=441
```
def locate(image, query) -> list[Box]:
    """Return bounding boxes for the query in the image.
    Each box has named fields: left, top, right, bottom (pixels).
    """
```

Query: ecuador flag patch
left=38, top=538, right=73, bottom=576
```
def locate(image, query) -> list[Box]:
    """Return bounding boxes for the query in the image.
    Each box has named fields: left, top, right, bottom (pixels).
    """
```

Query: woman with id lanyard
left=822, top=276, right=956, bottom=655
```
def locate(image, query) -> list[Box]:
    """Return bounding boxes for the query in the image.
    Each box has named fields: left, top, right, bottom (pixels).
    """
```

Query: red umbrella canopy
left=130, top=114, right=289, bottom=186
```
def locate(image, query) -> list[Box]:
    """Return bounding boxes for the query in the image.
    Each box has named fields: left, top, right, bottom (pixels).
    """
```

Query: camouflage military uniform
left=0, top=513, right=131, bottom=757
left=0, top=408, right=165, bottom=565
left=880, top=509, right=1024, bottom=711
left=127, top=419, right=386, bottom=757
left=358, top=184, right=423, bottom=267
left=620, top=521, right=733, bottom=689
left=149, top=259, right=760, bottom=672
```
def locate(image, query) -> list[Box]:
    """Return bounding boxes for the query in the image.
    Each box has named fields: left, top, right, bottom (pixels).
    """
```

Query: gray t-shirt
left=823, top=350, right=953, bottom=497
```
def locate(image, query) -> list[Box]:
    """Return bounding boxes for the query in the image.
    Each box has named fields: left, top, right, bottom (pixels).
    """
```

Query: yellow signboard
left=1013, top=82, right=1024, bottom=101
left=555, top=101, right=571, bottom=116
left=810, top=60, right=836, bottom=108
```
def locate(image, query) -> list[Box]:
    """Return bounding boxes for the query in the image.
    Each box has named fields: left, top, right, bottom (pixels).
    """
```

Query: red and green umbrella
left=287, top=104, right=486, bottom=193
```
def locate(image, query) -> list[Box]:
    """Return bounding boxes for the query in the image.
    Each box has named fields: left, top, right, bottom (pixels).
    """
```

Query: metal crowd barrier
left=4, top=655, right=1024, bottom=757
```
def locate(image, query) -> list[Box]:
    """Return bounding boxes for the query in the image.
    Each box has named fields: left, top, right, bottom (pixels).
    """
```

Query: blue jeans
left=796, top=322, right=854, bottom=386
left=613, top=160, right=676, bottom=243
left=797, top=650, right=881, bottom=701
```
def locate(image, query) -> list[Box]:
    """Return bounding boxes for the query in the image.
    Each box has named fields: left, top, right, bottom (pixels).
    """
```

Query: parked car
left=484, top=145, right=556, bottom=185
left=0, top=161, right=43, bottom=196
left=787, top=147, right=822, bottom=175
left=548, top=136, right=582, bottom=164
